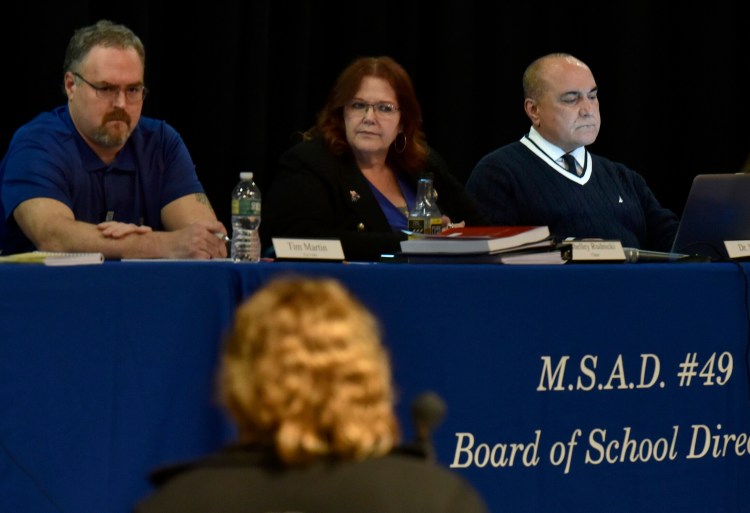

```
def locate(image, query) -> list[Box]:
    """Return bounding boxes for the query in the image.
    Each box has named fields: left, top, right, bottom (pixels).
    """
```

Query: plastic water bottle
left=408, top=175, right=442, bottom=235
left=230, top=172, right=261, bottom=262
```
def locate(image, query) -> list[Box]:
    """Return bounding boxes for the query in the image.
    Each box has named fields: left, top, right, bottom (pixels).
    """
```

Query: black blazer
left=261, top=137, right=487, bottom=261
left=134, top=444, right=489, bottom=513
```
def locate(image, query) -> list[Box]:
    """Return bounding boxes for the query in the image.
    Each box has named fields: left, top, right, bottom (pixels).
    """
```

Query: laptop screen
left=671, top=173, right=750, bottom=259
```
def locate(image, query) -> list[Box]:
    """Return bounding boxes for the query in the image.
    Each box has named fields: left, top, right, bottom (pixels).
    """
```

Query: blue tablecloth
left=2, top=261, right=749, bottom=513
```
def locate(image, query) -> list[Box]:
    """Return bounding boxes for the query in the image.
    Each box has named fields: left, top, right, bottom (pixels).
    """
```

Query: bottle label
left=429, top=217, right=443, bottom=235
left=409, top=217, right=443, bottom=235
left=232, top=198, right=261, bottom=216
left=408, top=218, right=427, bottom=234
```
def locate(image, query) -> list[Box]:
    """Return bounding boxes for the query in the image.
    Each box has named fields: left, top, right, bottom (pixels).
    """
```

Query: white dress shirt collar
left=521, top=127, right=591, bottom=184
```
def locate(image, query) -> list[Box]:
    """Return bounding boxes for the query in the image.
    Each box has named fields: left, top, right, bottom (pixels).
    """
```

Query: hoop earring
left=394, top=132, right=407, bottom=154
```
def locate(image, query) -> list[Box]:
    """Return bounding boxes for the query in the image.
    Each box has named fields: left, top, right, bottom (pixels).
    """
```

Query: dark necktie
left=562, top=153, right=579, bottom=176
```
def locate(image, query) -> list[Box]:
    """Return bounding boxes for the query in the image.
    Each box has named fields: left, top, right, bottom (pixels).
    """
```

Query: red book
left=399, top=226, right=551, bottom=254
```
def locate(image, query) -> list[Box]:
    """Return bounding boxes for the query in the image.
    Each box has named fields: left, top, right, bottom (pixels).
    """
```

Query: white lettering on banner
left=450, top=431, right=541, bottom=468
left=549, top=429, right=582, bottom=475
left=585, top=426, right=679, bottom=464
left=676, top=352, right=733, bottom=386
left=537, top=354, right=662, bottom=391
left=451, top=424, right=750, bottom=475
left=537, top=356, right=569, bottom=391
left=453, top=349, right=743, bottom=476
left=688, top=424, right=750, bottom=458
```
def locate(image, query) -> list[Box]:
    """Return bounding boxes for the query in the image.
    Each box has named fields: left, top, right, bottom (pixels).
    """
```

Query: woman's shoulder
left=147, top=444, right=277, bottom=487
left=355, top=454, right=489, bottom=511
left=281, top=135, right=341, bottom=167
left=424, top=145, right=448, bottom=168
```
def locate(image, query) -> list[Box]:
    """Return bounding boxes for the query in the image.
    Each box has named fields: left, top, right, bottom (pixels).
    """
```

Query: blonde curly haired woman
left=136, top=275, right=487, bottom=513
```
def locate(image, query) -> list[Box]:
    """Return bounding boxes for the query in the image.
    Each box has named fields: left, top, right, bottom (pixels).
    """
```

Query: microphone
left=622, top=247, right=691, bottom=263
left=409, top=391, right=446, bottom=461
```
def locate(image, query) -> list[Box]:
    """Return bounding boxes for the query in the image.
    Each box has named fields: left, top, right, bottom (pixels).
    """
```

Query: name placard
left=724, top=240, right=750, bottom=259
left=272, top=238, right=345, bottom=261
left=570, top=240, right=626, bottom=262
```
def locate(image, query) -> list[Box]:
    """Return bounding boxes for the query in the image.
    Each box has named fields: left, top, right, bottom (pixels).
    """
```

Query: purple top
left=366, top=172, right=416, bottom=232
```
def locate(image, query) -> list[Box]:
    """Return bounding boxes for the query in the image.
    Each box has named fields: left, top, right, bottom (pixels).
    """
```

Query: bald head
left=523, top=53, right=591, bottom=101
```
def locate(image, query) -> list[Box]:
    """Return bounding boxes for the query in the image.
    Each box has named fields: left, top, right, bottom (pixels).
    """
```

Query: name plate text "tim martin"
left=272, top=238, right=345, bottom=261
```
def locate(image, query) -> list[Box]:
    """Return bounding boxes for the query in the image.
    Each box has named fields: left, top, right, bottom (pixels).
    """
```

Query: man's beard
left=92, top=109, right=133, bottom=148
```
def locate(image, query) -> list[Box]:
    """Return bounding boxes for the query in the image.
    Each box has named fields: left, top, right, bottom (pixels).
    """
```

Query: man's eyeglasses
left=346, top=100, right=399, bottom=117
left=72, top=72, right=148, bottom=104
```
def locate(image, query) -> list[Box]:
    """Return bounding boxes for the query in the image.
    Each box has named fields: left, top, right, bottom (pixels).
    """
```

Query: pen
left=214, top=232, right=230, bottom=242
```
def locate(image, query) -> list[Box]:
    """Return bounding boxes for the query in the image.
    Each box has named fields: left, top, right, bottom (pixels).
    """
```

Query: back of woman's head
left=220, top=275, right=399, bottom=465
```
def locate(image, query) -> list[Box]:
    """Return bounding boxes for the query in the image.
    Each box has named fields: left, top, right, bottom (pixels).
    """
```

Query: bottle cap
left=240, top=172, right=254, bottom=180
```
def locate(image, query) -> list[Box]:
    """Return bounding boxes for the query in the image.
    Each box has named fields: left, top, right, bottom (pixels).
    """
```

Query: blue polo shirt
left=0, top=105, right=205, bottom=254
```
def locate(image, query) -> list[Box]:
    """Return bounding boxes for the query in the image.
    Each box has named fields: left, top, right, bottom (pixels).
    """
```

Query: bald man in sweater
left=466, top=53, right=678, bottom=251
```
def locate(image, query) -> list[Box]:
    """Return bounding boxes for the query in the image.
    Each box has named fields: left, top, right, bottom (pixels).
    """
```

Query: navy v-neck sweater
left=466, top=141, right=679, bottom=251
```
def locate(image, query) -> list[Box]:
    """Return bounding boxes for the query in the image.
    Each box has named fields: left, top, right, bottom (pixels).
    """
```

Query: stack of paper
left=399, top=226, right=551, bottom=255
left=0, top=251, right=105, bottom=266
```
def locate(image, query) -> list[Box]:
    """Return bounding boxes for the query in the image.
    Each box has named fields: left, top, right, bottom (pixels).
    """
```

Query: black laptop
left=671, top=173, right=750, bottom=259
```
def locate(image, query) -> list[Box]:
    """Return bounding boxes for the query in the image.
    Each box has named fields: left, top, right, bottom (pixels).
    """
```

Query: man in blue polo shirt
left=0, top=20, right=228, bottom=259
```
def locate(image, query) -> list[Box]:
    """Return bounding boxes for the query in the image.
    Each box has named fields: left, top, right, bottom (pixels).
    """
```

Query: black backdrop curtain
left=2, top=1, right=747, bottom=230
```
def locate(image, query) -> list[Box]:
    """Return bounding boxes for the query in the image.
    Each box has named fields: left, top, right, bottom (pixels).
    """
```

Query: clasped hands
left=97, top=220, right=228, bottom=259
